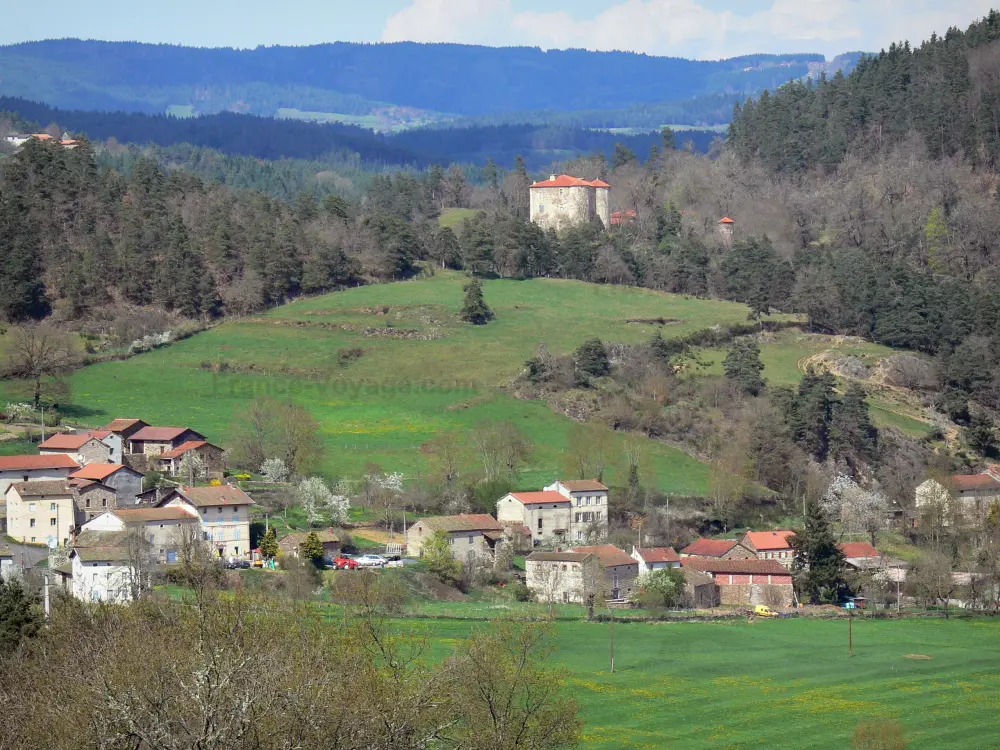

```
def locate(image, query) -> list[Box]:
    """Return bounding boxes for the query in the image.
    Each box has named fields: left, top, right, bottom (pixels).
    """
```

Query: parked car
left=355, top=554, right=388, bottom=568
left=332, top=555, right=359, bottom=570
left=386, top=557, right=419, bottom=568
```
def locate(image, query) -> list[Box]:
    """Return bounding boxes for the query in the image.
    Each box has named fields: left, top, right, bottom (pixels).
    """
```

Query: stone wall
left=530, top=186, right=592, bottom=232
left=594, top=187, right=610, bottom=228
left=718, top=583, right=794, bottom=608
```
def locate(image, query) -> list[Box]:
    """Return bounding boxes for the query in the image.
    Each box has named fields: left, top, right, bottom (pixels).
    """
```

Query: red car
left=333, top=556, right=358, bottom=570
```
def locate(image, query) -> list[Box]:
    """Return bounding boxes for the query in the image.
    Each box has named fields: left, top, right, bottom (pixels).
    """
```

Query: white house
left=0, top=454, right=80, bottom=498
left=915, top=471, right=1000, bottom=526
left=631, top=546, right=681, bottom=574
left=544, top=479, right=609, bottom=542
left=525, top=550, right=595, bottom=604
left=0, top=545, right=16, bottom=581
left=497, top=491, right=570, bottom=546
left=81, top=506, right=200, bottom=564
left=156, top=485, right=254, bottom=559
left=70, top=533, right=135, bottom=604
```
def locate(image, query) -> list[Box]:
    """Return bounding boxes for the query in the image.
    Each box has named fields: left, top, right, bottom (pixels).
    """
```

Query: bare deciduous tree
left=1, top=323, right=81, bottom=409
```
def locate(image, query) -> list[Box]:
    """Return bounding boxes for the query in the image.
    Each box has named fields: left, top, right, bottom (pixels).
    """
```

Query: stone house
left=4, top=481, right=77, bottom=547
left=525, top=551, right=595, bottom=604
left=128, top=426, right=206, bottom=457
left=570, top=544, right=639, bottom=600
left=497, top=491, right=570, bottom=546
left=80, top=506, right=200, bottom=564
left=529, top=174, right=611, bottom=232
left=545, top=479, right=609, bottom=542
left=156, top=485, right=254, bottom=559
left=683, top=569, right=720, bottom=609
left=631, top=546, right=681, bottom=573
left=38, top=431, right=122, bottom=465
left=69, top=463, right=144, bottom=508
left=915, top=471, right=1000, bottom=526
left=278, top=528, right=342, bottom=559
left=103, top=418, right=150, bottom=442
left=406, top=514, right=503, bottom=562
left=679, top=538, right=754, bottom=559
left=69, top=479, right=117, bottom=523
left=155, top=441, right=226, bottom=478
left=681, top=557, right=794, bottom=608
left=740, top=530, right=797, bottom=569
left=0, top=454, right=80, bottom=497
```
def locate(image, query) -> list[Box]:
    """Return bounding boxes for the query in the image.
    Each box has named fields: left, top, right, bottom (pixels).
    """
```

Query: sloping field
left=419, top=615, right=1000, bottom=749
left=54, top=272, right=767, bottom=492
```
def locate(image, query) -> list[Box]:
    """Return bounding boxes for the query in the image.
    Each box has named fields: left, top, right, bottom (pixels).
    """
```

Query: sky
left=0, top=0, right=994, bottom=60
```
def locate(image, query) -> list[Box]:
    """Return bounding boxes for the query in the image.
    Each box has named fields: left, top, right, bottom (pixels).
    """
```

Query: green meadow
left=38, top=272, right=771, bottom=491
left=416, top=615, right=1000, bottom=749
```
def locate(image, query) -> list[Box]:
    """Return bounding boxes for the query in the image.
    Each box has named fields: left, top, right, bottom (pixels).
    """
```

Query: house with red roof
left=679, top=537, right=754, bottom=560
left=156, top=484, right=253, bottom=560
left=631, top=546, right=681, bottom=573
left=529, top=174, right=611, bottom=231
left=103, top=418, right=150, bottom=442
left=497, top=478, right=609, bottom=546
left=682, top=556, right=794, bottom=607
left=128, top=426, right=206, bottom=457
left=915, top=470, right=1000, bottom=526
left=70, top=464, right=144, bottom=508
left=38, top=429, right=122, bottom=465
left=0, top=454, right=80, bottom=497
left=739, top=530, right=797, bottom=569
left=155, top=440, right=226, bottom=478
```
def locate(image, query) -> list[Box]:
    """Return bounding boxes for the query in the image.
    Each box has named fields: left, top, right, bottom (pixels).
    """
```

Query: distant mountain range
left=0, top=40, right=863, bottom=130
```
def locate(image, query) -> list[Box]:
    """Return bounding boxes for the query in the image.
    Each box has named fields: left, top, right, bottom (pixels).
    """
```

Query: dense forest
left=0, top=39, right=822, bottom=116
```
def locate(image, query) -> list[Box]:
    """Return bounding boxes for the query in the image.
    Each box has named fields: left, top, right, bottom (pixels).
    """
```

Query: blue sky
left=0, top=0, right=993, bottom=60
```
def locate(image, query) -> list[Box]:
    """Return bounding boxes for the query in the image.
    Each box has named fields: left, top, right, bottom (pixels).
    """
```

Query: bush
left=509, top=582, right=532, bottom=602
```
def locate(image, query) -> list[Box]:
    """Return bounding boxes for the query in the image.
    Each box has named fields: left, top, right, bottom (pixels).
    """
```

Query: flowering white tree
left=295, top=477, right=350, bottom=525
left=178, top=452, right=207, bottom=484
left=822, top=474, right=890, bottom=545
left=365, top=471, right=404, bottom=539
left=260, top=458, right=289, bottom=484
left=4, top=402, right=33, bottom=423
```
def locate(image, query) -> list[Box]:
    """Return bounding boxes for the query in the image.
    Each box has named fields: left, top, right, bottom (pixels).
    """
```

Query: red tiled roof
left=636, top=547, right=680, bottom=563
left=70, top=463, right=129, bottom=481
left=744, top=530, right=796, bottom=551
left=105, top=418, right=147, bottom=432
left=559, top=480, right=609, bottom=492
left=162, top=485, right=254, bottom=507
left=0, top=454, right=80, bottom=471
left=949, top=473, right=1000, bottom=491
left=680, top=538, right=737, bottom=557
left=610, top=209, right=638, bottom=226
left=571, top=544, right=637, bottom=568
left=130, top=426, right=199, bottom=442
left=158, top=440, right=215, bottom=459
left=718, top=217, right=735, bottom=224
left=509, top=491, right=570, bottom=506
left=529, top=174, right=611, bottom=189
left=682, top=556, right=789, bottom=576
left=38, top=433, right=103, bottom=450
left=839, top=542, right=881, bottom=559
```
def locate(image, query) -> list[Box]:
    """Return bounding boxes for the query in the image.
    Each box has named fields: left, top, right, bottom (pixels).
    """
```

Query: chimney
left=550, top=175, right=556, bottom=181
left=555, top=546, right=561, bottom=553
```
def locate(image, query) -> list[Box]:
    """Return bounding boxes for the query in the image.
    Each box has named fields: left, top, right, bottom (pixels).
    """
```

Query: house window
left=85, top=498, right=91, bottom=508
left=102, top=498, right=107, bottom=507
left=49, top=502, right=56, bottom=511
left=30, top=537, right=35, bottom=543
left=235, top=530, right=241, bottom=541
left=538, top=204, right=545, bottom=213
left=596, top=511, right=602, bottom=521
left=577, top=531, right=583, bottom=540
left=29, top=503, right=36, bottom=512
left=468, top=536, right=473, bottom=544
left=22, top=475, right=28, bottom=482
left=50, top=518, right=57, bottom=526
left=217, top=507, right=223, bottom=513
left=537, top=518, right=543, bottom=530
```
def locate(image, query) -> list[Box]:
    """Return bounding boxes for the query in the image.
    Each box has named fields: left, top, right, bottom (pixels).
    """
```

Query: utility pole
left=848, top=607, right=853, bottom=657
left=608, top=604, right=615, bottom=674
left=40, top=405, right=46, bottom=442
left=43, top=574, right=50, bottom=620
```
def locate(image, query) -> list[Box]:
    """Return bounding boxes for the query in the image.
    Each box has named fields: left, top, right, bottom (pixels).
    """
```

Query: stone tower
left=529, top=174, right=612, bottom=232
left=717, top=216, right=735, bottom=247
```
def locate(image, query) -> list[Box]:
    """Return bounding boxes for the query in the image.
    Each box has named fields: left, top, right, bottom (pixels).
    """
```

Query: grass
left=413, top=615, right=1000, bottom=749
left=29, top=272, right=771, bottom=493
left=438, top=207, right=482, bottom=232
left=277, top=107, right=380, bottom=129
left=0, top=438, right=37, bottom=456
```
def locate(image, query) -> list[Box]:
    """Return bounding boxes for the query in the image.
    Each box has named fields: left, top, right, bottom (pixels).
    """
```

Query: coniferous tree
left=460, top=278, right=494, bottom=325
left=0, top=576, right=43, bottom=653
left=574, top=338, right=610, bottom=378
left=259, top=527, right=279, bottom=560
left=829, top=383, right=877, bottom=464
left=790, top=500, right=847, bottom=604
left=301, top=531, right=325, bottom=568
left=723, top=339, right=765, bottom=396
left=648, top=330, right=672, bottom=366
left=0, top=186, right=49, bottom=321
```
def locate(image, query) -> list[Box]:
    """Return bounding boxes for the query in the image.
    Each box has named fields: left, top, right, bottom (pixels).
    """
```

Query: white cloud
left=382, top=0, right=997, bottom=59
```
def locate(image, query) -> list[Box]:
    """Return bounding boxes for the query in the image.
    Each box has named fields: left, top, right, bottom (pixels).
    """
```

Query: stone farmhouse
left=0, top=454, right=79, bottom=497
left=680, top=538, right=754, bottom=559
left=497, top=479, right=609, bottom=546
left=740, top=530, right=797, bottom=569
left=39, top=430, right=122, bottom=465
left=69, top=463, right=144, bottom=509
left=631, top=546, right=681, bottom=573
left=156, top=485, right=254, bottom=560
left=915, top=470, right=1000, bottom=526
left=571, top=544, right=639, bottom=600
left=155, top=440, right=226, bottom=478
left=279, top=528, right=342, bottom=560
left=525, top=550, right=594, bottom=604
left=681, top=556, right=795, bottom=608
left=529, top=174, right=611, bottom=232
left=128, top=426, right=207, bottom=457
left=81, top=506, right=201, bottom=564
left=406, top=513, right=503, bottom=561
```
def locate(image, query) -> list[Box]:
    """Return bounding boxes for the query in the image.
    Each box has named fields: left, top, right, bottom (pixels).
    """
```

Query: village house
left=406, top=513, right=504, bottom=561
left=81, top=506, right=201, bottom=563
left=128, top=426, right=207, bottom=457
left=278, top=528, right=341, bottom=560
left=529, top=174, right=611, bottom=232
left=681, top=557, right=794, bottom=608
left=682, top=568, right=721, bottom=609
left=679, top=538, right=754, bottom=559
left=571, top=544, right=639, bottom=600
left=156, top=440, right=226, bottom=478
left=525, top=550, right=595, bottom=604
left=103, top=418, right=150, bottom=442
left=0, top=545, right=16, bottom=581
left=38, top=430, right=122, bottom=465
left=69, top=478, right=117, bottom=523
left=69, top=531, right=139, bottom=603
left=915, top=470, right=1000, bottom=526
left=839, top=541, right=907, bottom=583
left=497, top=491, right=570, bottom=546
left=740, top=530, right=797, bottom=569
left=156, top=485, right=254, bottom=559
left=546, top=479, right=609, bottom=542
left=0, top=454, right=80, bottom=497
left=4, top=481, right=77, bottom=546
left=69, top=463, right=144, bottom=508
left=631, top=546, right=681, bottom=573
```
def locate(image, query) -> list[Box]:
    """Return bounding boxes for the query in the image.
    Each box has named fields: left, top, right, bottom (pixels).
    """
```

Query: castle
left=529, top=174, right=611, bottom=232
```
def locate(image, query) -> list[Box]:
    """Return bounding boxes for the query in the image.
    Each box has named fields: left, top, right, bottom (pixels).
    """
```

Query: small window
left=217, top=507, right=223, bottom=513
left=235, top=530, right=241, bottom=541
left=85, top=498, right=91, bottom=508
left=50, top=502, right=57, bottom=511
left=30, top=519, right=36, bottom=528
left=468, top=536, right=473, bottom=544
left=537, top=518, right=543, bottom=530
left=102, top=498, right=107, bottom=507
left=50, top=518, right=57, bottom=526
left=30, top=537, right=35, bottom=543
left=22, top=475, right=28, bottom=482
left=29, top=503, right=36, bottom=512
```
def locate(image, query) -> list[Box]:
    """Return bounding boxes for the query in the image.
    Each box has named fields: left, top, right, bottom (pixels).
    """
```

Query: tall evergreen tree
left=790, top=500, right=847, bottom=604
left=723, top=339, right=765, bottom=396
left=460, top=278, right=494, bottom=325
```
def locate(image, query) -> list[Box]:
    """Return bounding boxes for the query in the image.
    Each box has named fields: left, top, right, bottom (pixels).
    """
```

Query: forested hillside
left=0, top=40, right=822, bottom=117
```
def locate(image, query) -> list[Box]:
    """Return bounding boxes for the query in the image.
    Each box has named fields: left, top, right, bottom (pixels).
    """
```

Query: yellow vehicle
left=754, top=605, right=779, bottom=618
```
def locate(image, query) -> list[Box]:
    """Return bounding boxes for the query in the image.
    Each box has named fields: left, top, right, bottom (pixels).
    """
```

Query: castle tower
left=529, top=174, right=612, bottom=232
left=717, top=216, right=735, bottom=247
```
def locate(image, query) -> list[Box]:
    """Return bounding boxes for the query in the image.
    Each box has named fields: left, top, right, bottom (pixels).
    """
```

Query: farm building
left=740, top=530, right=797, bottom=569
left=405, top=513, right=503, bottom=561
left=681, top=557, right=794, bottom=608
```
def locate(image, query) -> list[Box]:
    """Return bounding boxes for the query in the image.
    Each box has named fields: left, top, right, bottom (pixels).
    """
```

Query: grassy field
left=7, top=272, right=774, bottom=492
left=688, top=330, right=935, bottom=438
left=414, top=615, right=1000, bottom=749
left=438, top=207, right=483, bottom=231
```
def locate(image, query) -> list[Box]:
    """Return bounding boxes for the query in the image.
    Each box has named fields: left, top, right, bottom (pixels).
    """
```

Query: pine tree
left=648, top=330, right=672, bottom=366
left=723, top=339, right=765, bottom=396
left=0, top=184, right=49, bottom=321
left=301, top=531, right=325, bottom=567
left=259, top=527, right=279, bottom=560
left=0, top=576, right=43, bottom=653
left=790, top=500, right=847, bottom=604
left=612, top=142, right=638, bottom=169
left=574, top=338, right=610, bottom=378
left=829, top=383, right=877, bottom=464
left=460, top=278, right=494, bottom=325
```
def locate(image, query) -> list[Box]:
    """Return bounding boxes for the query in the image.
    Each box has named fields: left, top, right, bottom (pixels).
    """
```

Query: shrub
left=509, top=582, right=532, bottom=602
